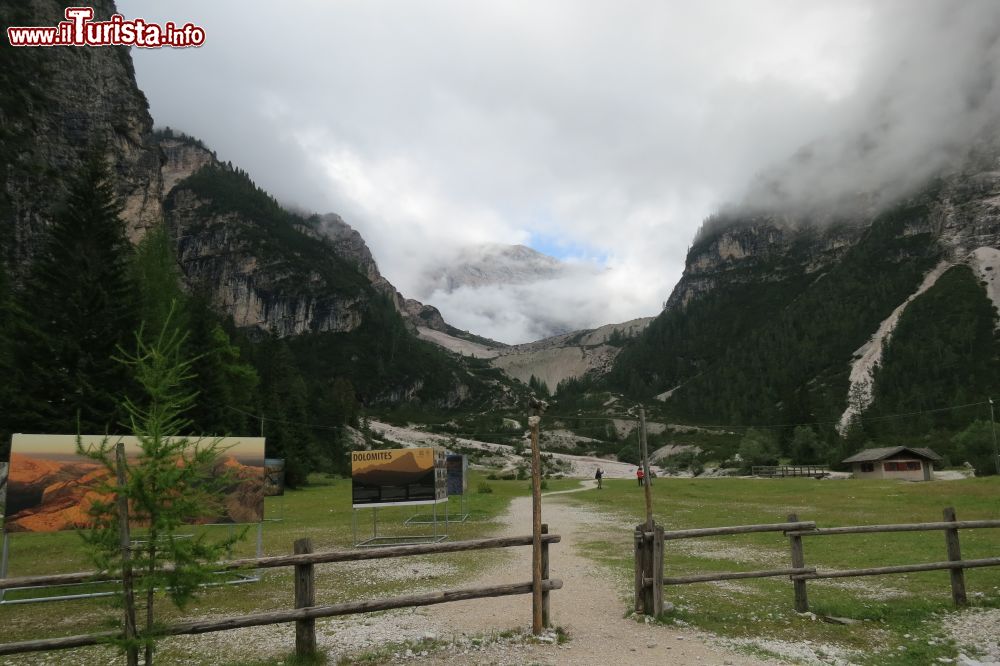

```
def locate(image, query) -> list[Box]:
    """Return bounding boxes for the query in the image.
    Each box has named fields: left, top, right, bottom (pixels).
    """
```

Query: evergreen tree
left=183, top=293, right=258, bottom=435
left=789, top=425, right=821, bottom=464
left=131, top=223, right=187, bottom=341
left=737, top=428, right=780, bottom=472
left=253, top=338, right=316, bottom=487
left=528, top=374, right=550, bottom=397
left=951, top=420, right=1000, bottom=476
left=0, top=263, right=21, bottom=457
left=78, top=311, right=243, bottom=664
left=13, top=152, right=138, bottom=435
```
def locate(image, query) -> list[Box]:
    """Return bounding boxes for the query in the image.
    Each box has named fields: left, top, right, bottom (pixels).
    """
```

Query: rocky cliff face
left=160, top=136, right=217, bottom=195
left=165, top=178, right=372, bottom=338
left=667, top=217, right=863, bottom=311
left=670, top=138, right=1000, bottom=317
left=1, top=0, right=162, bottom=275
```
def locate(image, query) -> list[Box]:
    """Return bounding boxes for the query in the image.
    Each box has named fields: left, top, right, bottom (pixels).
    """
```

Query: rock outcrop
left=2, top=0, right=163, bottom=276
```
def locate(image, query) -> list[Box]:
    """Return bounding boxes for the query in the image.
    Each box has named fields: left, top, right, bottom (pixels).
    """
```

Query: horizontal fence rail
left=785, top=520, right=1000, bottom=538
left=658, top=507, right=1000, bottom=613
left=0, top=534, right=562, bottom=591
left=663, top=567, right=816, bottom=586
left=0, top=578, right=564, bottom=656
left=0, top=532, right=562, bottom=657
left=791, top=557, right=1000, bottom=580
left=659, top=521, right=815, bottom=541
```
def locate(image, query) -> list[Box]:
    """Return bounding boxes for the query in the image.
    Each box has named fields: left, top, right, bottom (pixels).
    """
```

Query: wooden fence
left=751, top=465, right=830, bottom=478
left=635, top=507, right=1000, bottom=614
left=0, top=530, right=562, bottom=658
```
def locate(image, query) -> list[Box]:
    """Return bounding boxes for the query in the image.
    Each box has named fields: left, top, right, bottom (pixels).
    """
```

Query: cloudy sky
left=119, top=0, right=1000, bottom=344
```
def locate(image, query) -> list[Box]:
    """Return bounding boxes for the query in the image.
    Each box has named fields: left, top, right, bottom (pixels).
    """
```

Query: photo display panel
left=5, top=434, right=266, bottom=532
left=446, top=454, right=467, bottom=495
left=264, top=458, right=285, bottom=497
left=351, top=447, right=447, bottom=508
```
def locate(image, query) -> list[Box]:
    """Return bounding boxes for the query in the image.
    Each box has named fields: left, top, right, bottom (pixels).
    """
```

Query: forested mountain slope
left=608, top=144, right=1000, bottom=458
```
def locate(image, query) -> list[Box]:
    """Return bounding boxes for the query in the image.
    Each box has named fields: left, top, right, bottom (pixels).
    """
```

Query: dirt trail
left=412, top=481, right=778, bottom=665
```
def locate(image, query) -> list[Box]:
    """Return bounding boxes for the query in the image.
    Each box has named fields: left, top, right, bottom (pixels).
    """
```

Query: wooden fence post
left=294, top=538, right=317, bottom=657
left=943, top=507, right=967, bottom=606
left=115, top=443, right=139, bottom=666
left=787, top=514, right=809, bottom=613
left=541, top=524, right=550, bottom=627
left=529, top=412, right=543, bottom=635
left=633, top=526, right=645, bottom=614
left=652, top=523, right=664, bottom=616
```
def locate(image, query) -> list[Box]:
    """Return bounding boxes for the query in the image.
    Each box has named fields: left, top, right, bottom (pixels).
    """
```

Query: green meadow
left=567, top=476, right=1000, bottom=665
left=0, top=473, right=576, bottom=659
left=2, top=473, right=998, bottom=665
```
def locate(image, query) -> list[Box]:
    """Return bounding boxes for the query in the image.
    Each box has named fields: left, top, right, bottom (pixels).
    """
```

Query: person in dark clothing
left=595, top=467, right=603, bottom=489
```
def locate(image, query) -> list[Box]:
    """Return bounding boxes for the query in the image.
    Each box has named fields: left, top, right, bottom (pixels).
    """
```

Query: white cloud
left=120, top=0, right=1000, bottom=343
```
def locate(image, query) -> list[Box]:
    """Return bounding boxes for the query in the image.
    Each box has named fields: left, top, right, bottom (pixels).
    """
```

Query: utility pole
left=990, top=398, right=1000, bottom=475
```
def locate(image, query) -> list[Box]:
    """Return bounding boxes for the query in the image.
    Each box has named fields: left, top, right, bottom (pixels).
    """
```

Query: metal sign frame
left=351, top=506, right=447, bottom=548
left=0, top=522, right=264, bottom=605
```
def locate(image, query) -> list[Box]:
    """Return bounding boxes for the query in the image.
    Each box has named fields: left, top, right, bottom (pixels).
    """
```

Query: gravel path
left=404, top=481, right=780, bottom=665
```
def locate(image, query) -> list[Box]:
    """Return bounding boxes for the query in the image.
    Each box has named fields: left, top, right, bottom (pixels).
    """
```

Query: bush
left=477, top=482, right=494, bottom=494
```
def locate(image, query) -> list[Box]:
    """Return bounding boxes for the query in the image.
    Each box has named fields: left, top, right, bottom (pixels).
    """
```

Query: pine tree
left=183, top=293, right=258, bottom=435
left=0, top=262, right=21, bottom=458
left=254, top=338, right=315, bottom=487
left=78, top=310, right=243, bottom=664
left=14, top=152, right=138, bottom=435
left=131, top=223, right=187, bottom=341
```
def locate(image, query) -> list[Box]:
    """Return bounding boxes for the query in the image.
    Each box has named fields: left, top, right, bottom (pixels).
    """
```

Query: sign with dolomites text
left=351, top=447, right=447, bottom=508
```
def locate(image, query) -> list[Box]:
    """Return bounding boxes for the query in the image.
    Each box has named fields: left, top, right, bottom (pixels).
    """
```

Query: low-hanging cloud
left=120, top=0, right=1000, bottom=343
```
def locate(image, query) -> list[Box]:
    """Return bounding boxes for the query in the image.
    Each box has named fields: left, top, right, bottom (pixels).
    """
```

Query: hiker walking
left=636, top=466, right=644, bottom=487
left=595, top=467, right=603, bottom=489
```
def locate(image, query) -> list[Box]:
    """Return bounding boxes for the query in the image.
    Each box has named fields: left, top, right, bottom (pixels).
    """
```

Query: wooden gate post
left=633, top=526, right=646, bottom=614
left=541, top=523, right=551, bottom=627
left=294, top=538, right=317, bottom=657
left=652, top=523, right=664, bottom=616
left=632, top=522, right=662, bottom=616
left=787, top=514, right=809, bottom=613
left=943, top=507, right=968, bottom=606
left=527, top=397, right=547, bottom=636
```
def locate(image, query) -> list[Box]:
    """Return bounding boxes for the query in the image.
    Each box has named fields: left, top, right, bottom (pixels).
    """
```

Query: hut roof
left=842, top=446, right=942, bottom=464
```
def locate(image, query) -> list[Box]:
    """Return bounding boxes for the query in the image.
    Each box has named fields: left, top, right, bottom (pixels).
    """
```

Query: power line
left=227, top=405, right=346, bottom=432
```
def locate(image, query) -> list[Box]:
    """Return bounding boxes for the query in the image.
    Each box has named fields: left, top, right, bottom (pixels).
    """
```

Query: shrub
left=477, top=482, right=494, bottom=494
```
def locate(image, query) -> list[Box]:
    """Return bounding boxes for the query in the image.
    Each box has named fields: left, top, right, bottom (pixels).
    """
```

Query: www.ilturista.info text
left=7, top=7, right=205, bottom=48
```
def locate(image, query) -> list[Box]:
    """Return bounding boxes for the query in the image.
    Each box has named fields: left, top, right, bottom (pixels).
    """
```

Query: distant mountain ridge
left=420, top=243, right=569, bottom=294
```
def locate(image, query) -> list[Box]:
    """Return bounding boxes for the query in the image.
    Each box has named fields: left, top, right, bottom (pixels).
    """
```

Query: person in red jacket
left=636, top=467, right=644, bottom=487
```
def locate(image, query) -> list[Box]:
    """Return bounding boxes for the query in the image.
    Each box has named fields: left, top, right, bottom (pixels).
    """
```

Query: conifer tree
left=15, top=152, right=138, bottom=435
left=79, top=310, right=243, bottom=664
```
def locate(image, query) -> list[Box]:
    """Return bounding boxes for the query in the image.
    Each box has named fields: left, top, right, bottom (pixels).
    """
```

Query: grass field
left=567, top=476, right=1000, bottom=665
left=4, top=472, right=998, bottom=664
left=0, top=473, right=578, bottom=663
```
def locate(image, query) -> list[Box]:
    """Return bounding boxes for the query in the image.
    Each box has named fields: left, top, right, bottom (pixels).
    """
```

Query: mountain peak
left=420, top=243, right=567, bottom=295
